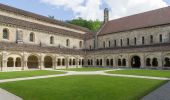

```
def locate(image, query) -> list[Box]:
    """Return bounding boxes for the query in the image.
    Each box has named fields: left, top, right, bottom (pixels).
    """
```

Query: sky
left=0, top=0, right=170, bottom=21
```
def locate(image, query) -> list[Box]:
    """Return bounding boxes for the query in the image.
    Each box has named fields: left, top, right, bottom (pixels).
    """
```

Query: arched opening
left=131, top=56, right=141, bottom=68
left=15, top=57, right=21, bottom=67
left=79, top=59, right=81, bottom=65
left=7, top=57, right=14, bottom=67
left=110, top=59, right=113, bottom=66
left=50, top=36, right=54, bottom=44
left=122, top=59, right=126, bottom=66
left=146, top=58, right=151, bottom=67
left=88, top=59, right=91, bottom=65
left=106, top=59, right=110, bottom=66
left=44, top=56, right=53, bottom=68
left=57, top=59, right=61, bottom=66
left=100, top=59, right=102, bottom=66
left=152, top=58, right=158, bottom=67
left=96, top=59, right=99, bottom=66
left=118, top=59, right=121, bottom=66
left=27, top=55, right=39, bottom=69
left=69, top=59, right=72, bottom=66
left=164, top=57, right=170, bottom=67
left=73, top=59, right=76, bottom=65
left=62, top=59, right=65, bottom=66
left=3, top=28, right=9, bottom=39
left=30, top=32, right=35, bottom=42
left=82, top=59, right=84, bottom=66
left=90, top=59, right=93, bottom=65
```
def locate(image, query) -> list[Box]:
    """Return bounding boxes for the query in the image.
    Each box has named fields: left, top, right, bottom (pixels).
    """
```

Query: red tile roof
left=98, top=6, right=170, bottom=36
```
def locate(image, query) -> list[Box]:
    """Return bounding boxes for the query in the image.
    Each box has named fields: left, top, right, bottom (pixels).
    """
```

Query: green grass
left=0, top=70, right=66, bottom=79
left=0, top=75, right=166, bottom=100
left=107, top=69, right=170, bottom=78
left=59, top=67, right=110, bottom=71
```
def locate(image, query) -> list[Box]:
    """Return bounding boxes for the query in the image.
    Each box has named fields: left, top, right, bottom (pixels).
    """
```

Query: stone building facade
left=0, top=3, right=170, bottom=71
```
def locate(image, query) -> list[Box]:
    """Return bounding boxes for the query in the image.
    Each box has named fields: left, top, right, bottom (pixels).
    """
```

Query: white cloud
left=40, top=0, right=168, bottom=21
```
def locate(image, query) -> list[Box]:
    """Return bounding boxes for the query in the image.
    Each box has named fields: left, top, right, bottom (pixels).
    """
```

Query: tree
left=66, top=18, right=102, bottom=32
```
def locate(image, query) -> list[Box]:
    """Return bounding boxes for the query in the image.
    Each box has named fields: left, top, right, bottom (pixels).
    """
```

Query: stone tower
left=104, top=8, right=109, bottom=23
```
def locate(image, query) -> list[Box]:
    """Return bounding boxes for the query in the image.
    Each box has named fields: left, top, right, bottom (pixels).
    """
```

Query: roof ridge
left=0, top=3, right=92, bottom=32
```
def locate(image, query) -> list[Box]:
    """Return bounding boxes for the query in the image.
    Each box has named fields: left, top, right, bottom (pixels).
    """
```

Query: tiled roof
left=87, top=43, right=170, bottom=54
left=0, top=42, right=84, bottom=55
left=98, top=6, right=170, bottom=36
left=0, top=3, right=92, bottom=33
left=0, top=15, right=85, bottom=39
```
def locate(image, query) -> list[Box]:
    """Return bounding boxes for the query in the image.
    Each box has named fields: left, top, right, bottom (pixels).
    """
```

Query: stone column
left=66, top=57, right=69, bottom=69
left=140, top=54, right=145, bottom=68
left=2, top=51, right=7, bottom=71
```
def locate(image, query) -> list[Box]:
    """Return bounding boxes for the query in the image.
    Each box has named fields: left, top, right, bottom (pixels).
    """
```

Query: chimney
left=104, top=8, right=109, bottom=23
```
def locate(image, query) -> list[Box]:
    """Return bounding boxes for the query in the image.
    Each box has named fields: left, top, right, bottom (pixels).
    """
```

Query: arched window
left=152, top=58, right=158, bottom=67
left=103, top=41, right=105, bottom=48
left=120, top=39, right=123, bottom=47
left=142, top=36, right=145, bottom=45
left=79, top=41, right=82, bottom=48
left=159, top=34, right=162, bottom=43
left=3, top=28, right=9, bottom=39
left=7, top=57, right=14, bottom=67
left=30, top=32, right=35, bottom=42
left=15, top=57, right=21, bottom=67
left=96, top=59, right=99, bottom=66
left=150, top=35, right=153, bottom=44
left=100, top=59, right=103, bottom=66
left=50, top=36, right=54, bottom=44
left=118, top=59, right=121, bottom=66
left=134, top=37, right=137, bottom=45
left=127, top=38, right=129, bottom=46
left=108, top=41, right=111, bottom=47
left=146, top=58, right=151, bottom=66
left=88, top=59, right=91, bottom=65
left=66, top=39, right=70, bottom=47
left=106, top=59, right=110, bottom=66
left=91, top=59, right=93, bottom=65
left=110, top=59, right=113, bottom=66
left=114, top=40, right=117, bottom=47
left=73, top=59, right=76, bottom=65
left=57, top=59, right=61, bottom=66
left=69, top=59, right=72, bottom=66
left=122, top=59, right=126, bottom=66
left=62, top=59, right=65, bottom=66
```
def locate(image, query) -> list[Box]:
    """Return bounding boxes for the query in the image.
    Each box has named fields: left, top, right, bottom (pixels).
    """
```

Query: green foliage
left=67, top=17, right=102, bottom=32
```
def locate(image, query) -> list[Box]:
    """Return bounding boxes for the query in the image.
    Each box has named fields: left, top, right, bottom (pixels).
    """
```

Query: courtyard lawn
left=107, top=69, right=170, bottom=78
left=0, top=75, right=166, bottom=100
left=0, top=70, right=65, bottom=79
left=60, top=67, right=110, bottom=71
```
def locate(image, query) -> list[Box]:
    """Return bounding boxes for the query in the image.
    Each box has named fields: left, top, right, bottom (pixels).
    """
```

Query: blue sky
left=0, top=0, right=169, bottom=21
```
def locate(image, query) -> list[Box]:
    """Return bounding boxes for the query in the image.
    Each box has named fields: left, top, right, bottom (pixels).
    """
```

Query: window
left=103, top=41, right=105, bottom=48
left=30, top=32, right=35, bottom=42
left=134, top=37, right=137, bottom=45
left=150, top=35, right=153, bottom=44
left=159, top=34, right=162, bottom=43
left=108, top=41, right=111, bottom=47
left=79, top=41, right=82, bottom=48
left=50, top=36, right=54, bottom=44
left=142, top=36, right=145, bottom=45
left=114, top=40, right=117, bottom=47
left=66, top=39, right=70, bottom=47
left=120, top=39, right=123, bottom=47
left=89, top=45, right=92, bottom=50
left=3, top=28, right=9, bottom=39
left=127, top=38, right=129, bottom=46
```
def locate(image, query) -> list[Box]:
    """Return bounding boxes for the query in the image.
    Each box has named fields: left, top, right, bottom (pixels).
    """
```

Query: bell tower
left=104, top=8, right=109, bottom=23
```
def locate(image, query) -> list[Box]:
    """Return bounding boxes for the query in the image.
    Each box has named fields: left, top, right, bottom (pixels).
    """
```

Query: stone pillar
left=66, top=57, right=69, bottom=69
left=140, top=54, right=145, bottom=68
left=2, top=51, right=7, bottom=71
left=40, top=54, right=44, bottom=70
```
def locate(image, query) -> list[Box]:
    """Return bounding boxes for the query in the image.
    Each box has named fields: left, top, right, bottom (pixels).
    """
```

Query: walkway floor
left=141, top=81, right=170, bottom=100
left=0, top=69, right=169, bottom=100
left=0, top=88, right=23, bottom=100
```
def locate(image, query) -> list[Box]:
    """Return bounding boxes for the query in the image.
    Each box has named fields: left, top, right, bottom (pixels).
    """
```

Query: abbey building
left=0, top=3, right=170, bottom=71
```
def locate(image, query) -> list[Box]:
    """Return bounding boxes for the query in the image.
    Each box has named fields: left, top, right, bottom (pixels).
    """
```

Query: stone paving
left=0, top=69, right=169, bottom=100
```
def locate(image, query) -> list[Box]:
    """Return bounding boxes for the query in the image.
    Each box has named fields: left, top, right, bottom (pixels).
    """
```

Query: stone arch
left=145, top=54, right=160, bottom=67
left=27, top=55, right=39, bottom=69
left=163, top=53, right=170, bottom=67
left=152, top=58, right=158, bottom=67
left=7, top=57, right=14, bottom=67
left=131, top=55, right=141, bottom=68
left=44, top=56, right=53, bottom=68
